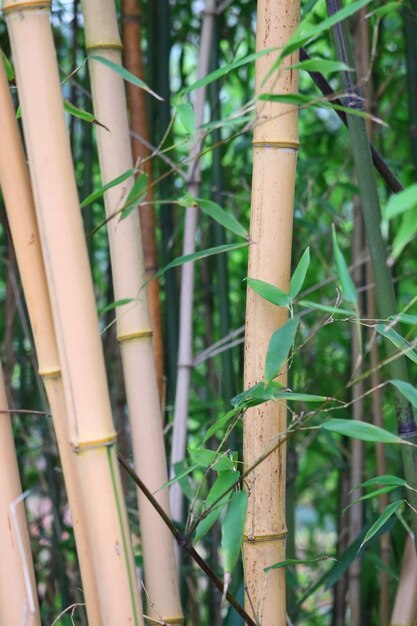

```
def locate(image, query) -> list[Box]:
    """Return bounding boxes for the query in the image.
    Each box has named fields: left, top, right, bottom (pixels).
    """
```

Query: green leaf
left=157, top=461, right=199, bottom=495
left=99, top=298, right=135, bottom=316
left=344, top=487, right=397, bottom=513
left=189, top=448, right=235, bottom=472
left=383, top=184, right=417, bottom=222
left=360, top=500, right=404, bottom=549
left=202, top=410, right=238, bottom=444
left=390, top=379, right=417, bottom=409
left=375, top=324, right=417, bottom=365
left=194, top=471, right=239, bottom=543
left=89, top=54, right=163, bottom=100
left=64, top=99, right=96, bottom=124
left=322, top=419, right=401, bottom=444
left=265, top=317, right=299, bottom=383
left=153, top=242, right=248, bottom=279
left=181, top=48, right=275, bottom=95
left=195, top=198, right=248, bottom=239
left=290, top=247, right=310, bottom=299
left=388, top=314, right=417, bottom=326
left=120, top=172, right=148, bottom=220
left=247, top=278, right=290, bottom=308
left=298, top=300, right=354, bottom=316
left=332, top=226, right=357, bottom=304
left=80, top=169, right=134, bottom=208
left=231, top=381, right=327, bottom=410
left=370, top=1, right=402, bottom=18
left=288, top=59, right=352, bottom=74
left=264, top=555, right=334, bottom=573
left=352, top=475, right=408, bottom=490
left=176, top=103, right=195, bottom=135
left=391, top=206, right=417, bottom=260
left=1, top=50, right=14, bottom=81
left=221, top=491, right=248, bottom=575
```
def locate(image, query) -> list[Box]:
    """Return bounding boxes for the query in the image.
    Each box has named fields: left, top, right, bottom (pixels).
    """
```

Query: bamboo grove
left=0, top=0, right=417, bottom=625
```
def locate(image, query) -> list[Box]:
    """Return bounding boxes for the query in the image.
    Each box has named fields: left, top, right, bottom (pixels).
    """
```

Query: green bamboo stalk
left=327, top=0, right=417, bottom=546
left=404, top=0, right=417, bottom=175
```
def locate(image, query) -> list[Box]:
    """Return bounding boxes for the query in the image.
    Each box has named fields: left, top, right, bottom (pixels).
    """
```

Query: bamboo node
left=2, top=0, right=50, bottom=14
left=252, top=140, right=299, bottom=150
left=86, top=43, right=123, bottom=53
left=144, top=617, right=184, bottom=625
left=243, top=531, right=287, bottom=543
left=39, top=368, right=61, bottom=379
left=117, top=329, right=153, bottom=343
left=73, top=434, right=117, bottom=452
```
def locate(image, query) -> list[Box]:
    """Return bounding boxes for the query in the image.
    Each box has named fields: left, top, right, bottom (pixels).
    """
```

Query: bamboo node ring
left=39, top=368, right=61, bottom=379
left=117, top=329, right=153, bottom=342
left=86, top=43, right=123, bottom=53
left=73, top=435, right=117, bottom=452
left=242, top=531, right=287, bottom=543
left=252, top=140, right=299, bottom=150
left=2, top=0, right=50, bottom=14
left=144, top=618, right=184, bottom=625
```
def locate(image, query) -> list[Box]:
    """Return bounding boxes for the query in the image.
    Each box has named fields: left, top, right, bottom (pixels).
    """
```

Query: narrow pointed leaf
left=265, top=317, right=299, bottom=382
left=247, top=277, right=290, bottom=308
left=64, top=99, right=96, bottom=124
left=288, top=59, right=351, bottom=73
left=81, top=168, right=134, bottom=208
left=194, top=471, right=239, bottom=543
left=153, top=242, right=248, bottom=279
left=196, top=198, right=248, bottom=239
left=390, top=379, right=417, bottom=409
left=221, top=491, right=248, bottom=575
left=383, top=184, right=417, bottom=222
left=90, top=54, right=163, bottom=100
left=298, top=299, right=354, bottom=316
left=323, top=419, right=401, bottom=444
left=376, top=324, right=417, bottom=364
left=290, top=247, right=310, bottom=299
left=1, top=50, right=14, bottom=81
left=120, top=172, right=148, bottom=220
left=352, top=475, right=408, bottom=491
left=189, top=448, right=234, bottom=472
left=332, top=226, right=357, bottom=303
left=202, top=410, right=238, bottom=443
left=264, top=555, right=334, bottom=573
left=176, top=102, right=195, bottom=135
left=360, top=500, right=403, bottom=549
left=388, top=314, right=417, bottom=326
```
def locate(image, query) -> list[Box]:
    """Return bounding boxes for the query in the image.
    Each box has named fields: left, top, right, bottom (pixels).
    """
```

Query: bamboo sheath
left=0, top=52, right=103, bottom=625
left=0, top=358, right=40, bottom=626
left=3, top=3, right=142, bottom=624
left=243, top=1, right=299, bottom=625
left=80, top=0, right=183, bottom=622
left=122, top=0, right=165, bottom=405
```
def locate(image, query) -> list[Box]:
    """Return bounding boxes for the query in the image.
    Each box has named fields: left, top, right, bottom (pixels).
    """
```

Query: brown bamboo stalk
left=3, top=3, right=142, bottom=623
left=0, top=53, right=102, bottom=624
left=0, top=360, right=41, bottom=626
left=243, top=1, right=299, bottom=624
left=391, top=534, right=417, bottom=626
left=122, top=0, right=165, bottom=404
left=80, top=0, right=183, bottom=622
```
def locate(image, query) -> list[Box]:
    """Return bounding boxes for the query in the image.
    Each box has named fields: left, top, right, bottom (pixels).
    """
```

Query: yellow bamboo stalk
left=391, top=534, right=417, bottom=626
left=243, top=1, right=299, bottom=624
left=3, top=3, right=142, bottom=624
left=0, top=53, right=102, bottom=625
left=0, top=361, right=40, bottom=626
left=80, top=0, right=183, bottom=623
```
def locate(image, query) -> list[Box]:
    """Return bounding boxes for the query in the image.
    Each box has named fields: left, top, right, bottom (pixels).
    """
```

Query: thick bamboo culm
left=0, top=54, right=102, bottom=625
left=80, top=0, right=183, bottom=622
left=122, top=0, right=165, bottom=404
left=243, top=1, right=299, bottom=625
left=391, top=534, right=417, bottom=626
left=3, top=3, right=142, bottom=624
left=0, top=360, right=40, bottom=626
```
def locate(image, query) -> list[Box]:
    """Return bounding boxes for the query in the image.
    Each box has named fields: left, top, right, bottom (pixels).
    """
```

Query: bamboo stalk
left=391, top=534, right=417, bottom=626
left=80, top=0, right=183, bottom=622
left=122, top=0, right=165, bottom=404
left=170, top=0, right=215, bottom=525
left=3, top=3, right=142, bottom=623
left=0, top=359, right=41, bottom=626
left=0, top=50, right=102, bottom=624
left=243, top=1, right=299, bottom=624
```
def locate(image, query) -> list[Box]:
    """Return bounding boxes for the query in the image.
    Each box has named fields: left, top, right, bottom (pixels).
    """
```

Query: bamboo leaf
left=332, top=226, right=357, bottom=303
left=99, top=298, right=135, bottom=316
left=157, top=461, right=199, bottom=493
left=194, top=471, right=239, bottom=543
left=288, top=59, right=352, bottom=73
left=383, top=184, right=417, bottom=221
left=176, top=102, right=195, bottom=135
left=80, top=169, right=134, bottom=208
left=391, top=206, right=417, bottom=260
left=265, top=317, right=299, bottom=383
left=64, top=99, right=96, bottom=124
left=264, top=555, right=334, bottom=573
left=298, top=300, right=354, bottom=316
left=343, top=487, right=397, bottom=514
left=322, top=419, right=401, bottom=444
left=352, top=475, right=408, bottom=490
left=154, top=242, right=248, bottom=279
left=290, top=247, right=310, bottom=299
left=221, top=491, right=248, bottom=575
left=181, top=48, right=276, bottom=95
left=390, top=379, right=417, bottom=409
left=375, top=324, right=417, bottom=364
left=89, top=54, right=163, bottom=100
left=247, top=277, right=290, bottom=308
left=189, top=196, right=248, bottom=239
left=202, top=410, right=238, bottom=443
left=189, top=448, right=235, bottom=472
left=231, top=381, right=328, bottom=410
left=360, top=501, right=404, bottom=549
left=388, top=314, right=417, bottom=326
left=1, top=50, right=14, bottom=81
left=120, top=172, right=148, bottom=220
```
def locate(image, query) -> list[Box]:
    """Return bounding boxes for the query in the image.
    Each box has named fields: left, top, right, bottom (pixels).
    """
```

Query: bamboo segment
left=0, top=52, right=102, bottom=625
left=391, top=534, right=417, bottom=626
left=80, top=0, right=183, bottom=622
left=0, top=361, right=41, bottom=626
left=3, top=3, right=142, bottom=624
left=122, top=0, right=165, bottom=404
left=243, top=1, right=299, bottom=625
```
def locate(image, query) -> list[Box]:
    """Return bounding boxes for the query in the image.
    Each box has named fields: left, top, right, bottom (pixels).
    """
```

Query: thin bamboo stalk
left=170, top=0, right=215, bottom=525
left=243, top=1, right=299, bottom=624
left=3, top=3, right=142, bottom=623
left=122, top=0, right=165, bottom=404
left=391, top=534, right=417, bottom=626
left=404, top=0, right=417, bottom=175
left=0, top=50, right=102, bottom=625
left=80, top=0, right=183, bottom=622
left=0, top=358, right=41, bottom=626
